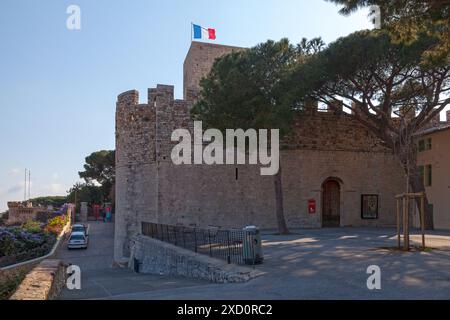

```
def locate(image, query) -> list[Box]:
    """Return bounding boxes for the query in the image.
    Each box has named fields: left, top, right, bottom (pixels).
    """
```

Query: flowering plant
left=44, top=214, right=68, bottom=235
left=0, top=227, right=49, bottom=257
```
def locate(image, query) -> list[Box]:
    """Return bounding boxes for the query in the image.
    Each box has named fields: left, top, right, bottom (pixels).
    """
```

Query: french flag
left=192, top=24, right=216, bottom=40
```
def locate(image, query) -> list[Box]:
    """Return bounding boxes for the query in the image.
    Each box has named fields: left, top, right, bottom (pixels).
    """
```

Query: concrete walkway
left=57, top=224, right=450, bottom=300
left=56, top=222, right=209, bottom=300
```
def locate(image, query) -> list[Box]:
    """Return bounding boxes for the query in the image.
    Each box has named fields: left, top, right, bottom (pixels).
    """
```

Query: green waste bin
left=243, top=226, right=263, bottom=265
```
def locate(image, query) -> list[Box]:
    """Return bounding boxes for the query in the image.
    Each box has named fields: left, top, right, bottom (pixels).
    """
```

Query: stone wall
left=114, top=42, right=406, bottom=262
left=9, top=259, right=66, bottom=300
left=131, top=235, right=262, bottom=283
left=6, top=202, right=48, bottom=225
left=155, top=149, right=403, bottom=229
left=284, top=111, right=389, bottom=152
left=79, top=202, right=88, bottom=222
left=115, top=82, right=406, bottom=261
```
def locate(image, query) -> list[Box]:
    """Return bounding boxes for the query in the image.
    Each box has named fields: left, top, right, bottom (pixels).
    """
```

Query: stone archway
left=322, top=178, right=341, bottom=227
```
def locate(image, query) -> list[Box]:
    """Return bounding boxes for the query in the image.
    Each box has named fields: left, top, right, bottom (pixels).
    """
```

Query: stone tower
left=183, top=41, right=244, bottom=101
left=114, top=42, right=241, bottom=262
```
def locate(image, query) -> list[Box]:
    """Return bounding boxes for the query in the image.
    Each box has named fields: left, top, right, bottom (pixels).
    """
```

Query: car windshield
left=72, top=226, right=84, bottom=232
left=70, top=235, right=84, bottom=241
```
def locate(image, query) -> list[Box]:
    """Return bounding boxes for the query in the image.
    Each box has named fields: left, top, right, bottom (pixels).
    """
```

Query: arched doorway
left=322, top=179, right=341, bottom=227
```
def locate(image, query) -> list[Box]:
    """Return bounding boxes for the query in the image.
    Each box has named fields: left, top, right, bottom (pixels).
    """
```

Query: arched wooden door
left=322, top=180, right=340, bottom=227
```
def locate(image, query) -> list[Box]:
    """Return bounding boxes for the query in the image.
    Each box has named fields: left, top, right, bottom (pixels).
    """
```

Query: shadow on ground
left=57, top=223, right=450, bottom=300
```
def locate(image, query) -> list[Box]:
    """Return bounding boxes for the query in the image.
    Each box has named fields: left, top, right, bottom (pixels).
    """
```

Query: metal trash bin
left=133, top=257, right=141, bottom=273
left=243, top=225, right=263, bottom=265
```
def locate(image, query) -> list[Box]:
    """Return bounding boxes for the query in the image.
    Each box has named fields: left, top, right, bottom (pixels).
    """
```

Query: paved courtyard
left=57, top=222, right=450, bottom=300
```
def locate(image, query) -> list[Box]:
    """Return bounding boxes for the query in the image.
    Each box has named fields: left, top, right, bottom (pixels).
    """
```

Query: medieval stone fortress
left=2, top=1, right=450, bottom=302
left=114, top=41, right=450, bottom=262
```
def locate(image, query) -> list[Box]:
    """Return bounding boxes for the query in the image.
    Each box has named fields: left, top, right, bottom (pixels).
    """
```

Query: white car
left=67, top=231, right=89, bottom=249
left=71, top=223, right=89, bottom=236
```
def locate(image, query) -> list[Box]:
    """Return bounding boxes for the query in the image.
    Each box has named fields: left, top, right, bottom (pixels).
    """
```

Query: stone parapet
left=9, top=259, right=66, bottom=300
left=130, top=235, right=264, bottom=283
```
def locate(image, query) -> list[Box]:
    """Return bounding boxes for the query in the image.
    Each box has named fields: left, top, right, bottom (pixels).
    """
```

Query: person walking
left=105, top=205, right=112, bottom=223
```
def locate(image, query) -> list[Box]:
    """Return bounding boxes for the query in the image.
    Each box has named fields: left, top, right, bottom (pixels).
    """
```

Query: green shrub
left=21, top=220, right=42, bottom=233
left=0, top=264, right=34, bottom=300
left=0, top=211, right=8, bottom=226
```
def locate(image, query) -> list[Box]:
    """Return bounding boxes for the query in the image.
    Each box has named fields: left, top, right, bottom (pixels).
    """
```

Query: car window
left=70, top=235, right=85, bottom=240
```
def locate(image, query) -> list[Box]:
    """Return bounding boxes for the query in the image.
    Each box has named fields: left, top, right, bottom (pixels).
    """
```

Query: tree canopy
left=78, top=150, right=115, bottom=203
left=287, top=30, right=449, bottom=146
left=63, top=150, right=116, bottom=209
left=192, top=39, right=299, bottom=137
left=66, top=182, right=105, bottom=209
left=28, top=196, right=67, bottom=208
left=285, top=29, right=449, bottom=228
left=326, top=0, right=450, bottom=65
left=78, top=150, right=115, bottom=186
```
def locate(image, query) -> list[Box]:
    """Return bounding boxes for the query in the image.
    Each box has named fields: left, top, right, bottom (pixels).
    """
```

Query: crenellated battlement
left=117, top=89, right=140, bottom=106
left=116, top=84, right=193, bottom=169
left=117, top=85, right=177, bottom=108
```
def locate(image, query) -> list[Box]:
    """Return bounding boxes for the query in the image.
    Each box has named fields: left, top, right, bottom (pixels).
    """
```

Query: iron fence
left=141, top=222, right=249, bottom=265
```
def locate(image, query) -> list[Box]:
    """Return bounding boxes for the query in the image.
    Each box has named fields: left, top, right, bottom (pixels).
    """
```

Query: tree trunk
left=395, top=134, right=434, bottom=230
left=274, top=162, right=289, bottom=235
left=408, top=163, right=434, bottom=230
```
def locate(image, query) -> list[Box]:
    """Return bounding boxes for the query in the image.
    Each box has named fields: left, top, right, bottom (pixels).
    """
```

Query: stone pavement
left=106, top=228, right=450, bottom=300
left=57, top=223, right=450, bottom=300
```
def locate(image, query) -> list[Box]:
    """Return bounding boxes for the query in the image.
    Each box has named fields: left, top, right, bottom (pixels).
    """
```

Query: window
left=70, top=234, right=85, bottom=241
left=418, top=165, right=432, bottom=187
left=426, top=138, right=432, bottom=150
left=418, top=140, right=425, bottom=152
left=419, top=165, right=425, bottom=183
left=361, top=194, right=379, bottom=219
left=426, top=165, right=432, bottom=187
left=418, top=138, right=432, bottom=152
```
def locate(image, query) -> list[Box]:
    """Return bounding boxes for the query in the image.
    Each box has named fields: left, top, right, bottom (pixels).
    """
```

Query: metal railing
left=141, top=222, right=248, bottom=265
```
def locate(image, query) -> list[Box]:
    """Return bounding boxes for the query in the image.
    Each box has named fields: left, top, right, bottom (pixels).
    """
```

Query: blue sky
left=0, top=0, right=435, bottom=212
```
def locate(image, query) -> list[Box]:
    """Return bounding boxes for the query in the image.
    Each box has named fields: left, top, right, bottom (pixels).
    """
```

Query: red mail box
left=308, top=199, right=316, bottom=214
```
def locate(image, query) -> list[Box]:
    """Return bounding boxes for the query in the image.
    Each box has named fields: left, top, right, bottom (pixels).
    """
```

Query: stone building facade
left=6, top=202, right=48, bottom=225
left=114, top=41, right=406, bottom=261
